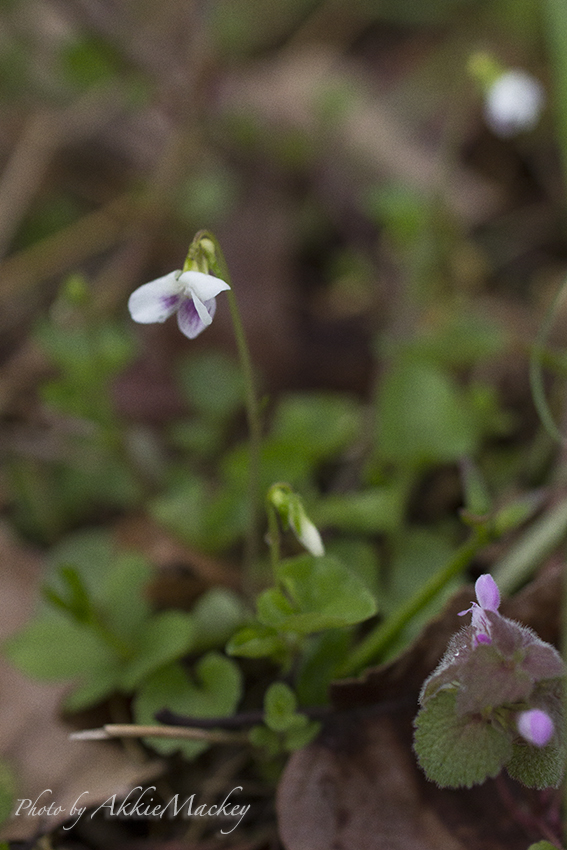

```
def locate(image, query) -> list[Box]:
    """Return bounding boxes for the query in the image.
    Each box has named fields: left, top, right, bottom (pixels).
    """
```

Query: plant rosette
left=413, top=575, right=566, bottom=789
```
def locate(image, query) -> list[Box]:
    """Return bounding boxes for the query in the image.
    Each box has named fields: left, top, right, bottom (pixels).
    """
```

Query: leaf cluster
left=4, top=530, right=246, bottom=760
left=414, top=609, right=566, bottom=789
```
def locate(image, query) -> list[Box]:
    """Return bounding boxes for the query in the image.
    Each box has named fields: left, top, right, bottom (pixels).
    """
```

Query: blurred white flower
left=292, top=513, right=325, bottom=558
left=484, top=70, right=545, bottom=138
left=128, top=269, right=230, bottom=339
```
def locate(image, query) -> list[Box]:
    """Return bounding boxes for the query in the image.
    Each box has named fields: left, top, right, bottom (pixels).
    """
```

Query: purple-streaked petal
left=191, top=293, right=216, bottom=328
left=475, top=574, right=500, bottom=612
left=177, top=297, right=216, bottom=339
left=178, top=270, right=230, bottom=301
left=128, top=272, right=184, bottom=323
left=517, top=709, right=554, bottom=747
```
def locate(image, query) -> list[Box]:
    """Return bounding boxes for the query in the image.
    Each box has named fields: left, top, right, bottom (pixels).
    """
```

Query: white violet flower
left=484, top=70, right=545, bottom=138
left=128, top=269, right=230, bottom=339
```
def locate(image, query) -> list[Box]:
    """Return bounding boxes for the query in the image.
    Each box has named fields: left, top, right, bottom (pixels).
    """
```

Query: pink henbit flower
left=517, top=709, right=554, bottom=748
left=459, top=574, right=501, bottom=646
left=128, top=269, right=230, bottom=339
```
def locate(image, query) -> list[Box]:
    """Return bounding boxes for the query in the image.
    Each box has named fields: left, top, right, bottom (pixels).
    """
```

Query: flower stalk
left=191, top=231, right=263, bottom=582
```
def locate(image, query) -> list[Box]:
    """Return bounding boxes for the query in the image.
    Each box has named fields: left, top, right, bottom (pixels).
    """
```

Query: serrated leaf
left=506, top=740, right=565, bottom=790
left=413, top=690, right=512, bottom=788
left=134, top=653, right=242, bottom=759
left=257, top=555, right=377, bottom=634
left=122, top=611, right=194, bottom=691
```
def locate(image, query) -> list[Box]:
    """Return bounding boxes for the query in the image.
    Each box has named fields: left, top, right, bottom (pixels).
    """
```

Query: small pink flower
left=517, top=709, right=554, bottom=747
left=459, top=574, right=501, bottom=646
left=474, top=574, right=500, bottom=611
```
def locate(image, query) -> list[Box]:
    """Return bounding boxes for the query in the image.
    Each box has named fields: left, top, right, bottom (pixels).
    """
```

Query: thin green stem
left=266, top=499, right=281, bottom=575
left=529, top=274, right=567, bottom=445
left=338, top=527, right=488, bottom=677
left=194, top=231, right=263, bottom=586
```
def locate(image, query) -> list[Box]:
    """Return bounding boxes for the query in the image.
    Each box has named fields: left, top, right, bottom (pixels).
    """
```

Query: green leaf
left=380, top=529, right=457, bottom=649
left=526, top=842, right=562, bottom=850
left=264, top=683, right=302, bottom=733
left=221, top=441, right=312, bottom=493
left=283, top=720, right=321, bottom=751
left=100, top=554, right=152, bottom=640
left=151, top=478, right=247, bottom=554
left=295, top=629, right=352, bottom=706
left=325, top=539, right=380, bottom=597
left=413, top=690, right=512, bottom=788
left=5, top=614, right=118, bottom=681
left=191, top=588, right=249, bottom=653
left=506, top=740, right=565, bottom=790
left=313, top=486, right=404, bottom=535
left=63, top=663, right=123, bottom=711
left=45, top=529, right=113, bottom=594
left=270, top=393, right=361, bottom=461
left=375, top=359, right=479, bottom=467
left=134, top=653, right=242, bottom=759
left=257, top=555, right=377, bottom=634
left=52, top=565, right=92, bottom=622
left=122, top=611, right=195, bottom=691
left=226, top=624, right=288, bottom=659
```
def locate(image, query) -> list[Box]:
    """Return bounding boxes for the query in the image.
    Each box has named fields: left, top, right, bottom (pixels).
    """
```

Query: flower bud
left=267, top=483, right=325, bottom=557
left=474, top=574, right=500, bottom=611
left=517, top=709, right=554, bottom=748
left=294, top=514, right=325, bottom=558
